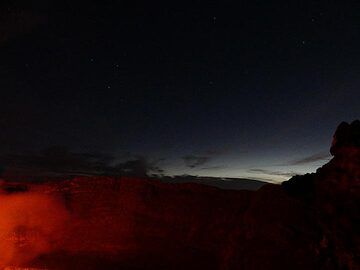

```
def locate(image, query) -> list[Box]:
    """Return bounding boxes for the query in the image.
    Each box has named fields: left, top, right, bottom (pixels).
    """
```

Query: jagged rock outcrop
left=0, top=121, right=359, bottom=269
left=330, top=120, right=360, bottom=157
left=283, top=120, right=360, bottom=269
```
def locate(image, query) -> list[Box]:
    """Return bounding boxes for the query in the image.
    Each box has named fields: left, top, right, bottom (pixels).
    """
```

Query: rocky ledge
left=0, top=121, right=359, bottom=269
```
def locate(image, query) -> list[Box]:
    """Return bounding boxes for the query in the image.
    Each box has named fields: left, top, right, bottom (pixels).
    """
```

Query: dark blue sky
left=1, top=1, right=359, bottom=182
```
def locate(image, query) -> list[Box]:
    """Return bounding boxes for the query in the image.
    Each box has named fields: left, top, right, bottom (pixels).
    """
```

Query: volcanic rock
left=0, top=121, right=359, bottom=269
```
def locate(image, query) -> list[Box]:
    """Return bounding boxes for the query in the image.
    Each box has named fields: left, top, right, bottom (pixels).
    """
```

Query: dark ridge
left=0, top=120, right=359, bottom=269
left=281, top=173, right=316, bottom=200
left=330, top=120, right=360, bottom=156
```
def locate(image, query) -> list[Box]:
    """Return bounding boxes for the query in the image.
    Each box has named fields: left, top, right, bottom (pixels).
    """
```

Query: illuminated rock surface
left=0, top=121, right=359, bottom=269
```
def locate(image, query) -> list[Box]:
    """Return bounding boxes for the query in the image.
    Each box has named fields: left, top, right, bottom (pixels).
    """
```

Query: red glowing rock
left=0, top=121, right=358, bottom=269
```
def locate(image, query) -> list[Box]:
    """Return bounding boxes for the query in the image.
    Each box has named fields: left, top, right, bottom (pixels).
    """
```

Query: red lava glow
left=0, top=191, right=69, bottom=268
left=0, top=122, right=358, bottom=269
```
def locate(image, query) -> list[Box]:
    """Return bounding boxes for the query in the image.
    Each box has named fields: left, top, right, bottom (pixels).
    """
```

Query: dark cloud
left=1, top=146, right=114, bottom=175
left=113, top=156, right=164, bottom=178
left=0, top=146, right=164, bottom=178
left=248, top=168, right=297, bottom=178
left=182, top=155, right=211, bottom=168
left=204, top=148, right=229, bottom=156
left=288, top=152, right=331, bottom=166
left=204, top=148, right=247, bottom=156
left=204, top=150, right=222, bottom=155
left=200, top=166, right=227, bottom=170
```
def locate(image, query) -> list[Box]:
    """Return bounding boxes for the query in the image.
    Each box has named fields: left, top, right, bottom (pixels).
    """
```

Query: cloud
left=204, top=148, right=229, bottom=156
left=2, top=146, right=116, bottom=174
left=287, top=152, right=331, bottom=166
left=182, top=155, right=211, bottom=168
left=204, top=147, right=247, bottom=156
left=200, top=166, right=227, bottom=170
left=1, top=146, right=164, bottom=178
left=248, top=168, right=297, bottom=178
left=114, top=156, right=164, bottom=177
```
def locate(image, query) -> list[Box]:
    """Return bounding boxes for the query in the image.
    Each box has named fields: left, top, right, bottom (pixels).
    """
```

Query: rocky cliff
left=0, top=121, right=359, bottom=269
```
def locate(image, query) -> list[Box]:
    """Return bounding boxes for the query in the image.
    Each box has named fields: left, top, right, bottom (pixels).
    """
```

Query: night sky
left=1, top=1, right=359, bottom=182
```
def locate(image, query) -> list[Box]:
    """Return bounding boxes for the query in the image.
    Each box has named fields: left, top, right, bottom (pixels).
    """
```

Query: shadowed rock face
left=0, top=121, right=359, bottom=269
left=281, top=121, right=360, bottom=270
left=330, top=120, right=360, bottom=156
